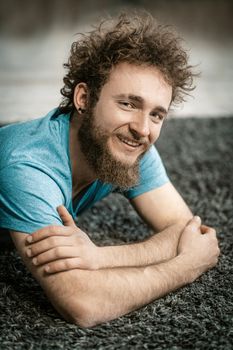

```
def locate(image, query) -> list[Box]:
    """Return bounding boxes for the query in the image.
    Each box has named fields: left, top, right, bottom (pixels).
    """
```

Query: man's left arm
left=26, top=182, right=193, bottom=272
left=97, top=181, right=193, bottom=268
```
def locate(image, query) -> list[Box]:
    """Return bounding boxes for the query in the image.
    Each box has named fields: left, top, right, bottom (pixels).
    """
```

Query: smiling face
left=77, top=62, right=172, bottom=188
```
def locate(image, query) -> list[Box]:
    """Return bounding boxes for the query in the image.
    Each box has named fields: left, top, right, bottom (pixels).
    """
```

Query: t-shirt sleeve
left=124, top=145, right=170, bottom=199
left=0, top=163, right=64, bottom=234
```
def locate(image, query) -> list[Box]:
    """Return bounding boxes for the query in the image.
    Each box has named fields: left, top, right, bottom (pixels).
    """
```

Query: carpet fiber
left=0, top=117, right=233, bottom=349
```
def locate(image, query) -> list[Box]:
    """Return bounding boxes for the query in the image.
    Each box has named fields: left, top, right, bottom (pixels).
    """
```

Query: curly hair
left=59, top=11, right=196, bottom=114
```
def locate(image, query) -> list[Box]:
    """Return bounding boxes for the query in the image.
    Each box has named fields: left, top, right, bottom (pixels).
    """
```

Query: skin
left=10, top=63, right=220, bottom=327
left=68, top=63, right=172, bottom=197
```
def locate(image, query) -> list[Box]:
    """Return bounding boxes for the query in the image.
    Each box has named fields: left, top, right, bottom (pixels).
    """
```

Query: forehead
left=101, top=62, right=172, bottom=105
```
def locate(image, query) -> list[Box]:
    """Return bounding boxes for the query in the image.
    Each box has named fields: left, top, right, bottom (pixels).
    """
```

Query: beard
left=78, top=109, right=149, bottom=190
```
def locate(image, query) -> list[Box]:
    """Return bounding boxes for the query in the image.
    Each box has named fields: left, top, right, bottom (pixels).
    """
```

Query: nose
left=129, top=113, right=150, bottom=138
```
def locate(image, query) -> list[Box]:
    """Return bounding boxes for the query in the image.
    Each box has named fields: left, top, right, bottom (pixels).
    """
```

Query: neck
left=69, top=113, right=96, bottom=196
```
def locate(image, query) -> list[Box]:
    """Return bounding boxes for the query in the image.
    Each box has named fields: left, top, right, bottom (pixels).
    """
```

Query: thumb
left=57, top=205, right=76, bottom=227
left=187, top=215, right=202, bottom=231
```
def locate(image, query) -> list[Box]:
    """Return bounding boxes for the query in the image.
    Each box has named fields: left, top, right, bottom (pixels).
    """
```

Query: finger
left=44, top=258, right=89, bottom=274
left=31, top=246, right=80, bottom=266
left=57, top=205, right=76, bottom=227
left=26, top=226, right=72, bottom=246
left=187, top=215, right=202, bottom=232
left=201, top=225, right=216, bottom=236
left=26, top=236, right=73, bottom=258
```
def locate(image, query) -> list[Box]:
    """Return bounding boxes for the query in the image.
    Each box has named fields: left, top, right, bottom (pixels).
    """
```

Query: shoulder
left=0, top=108, right=71, bottom=177
left=0, top=162, right=66, bottom=233
left=0, top=108, right=61, bottom=171
left=139, top=145, right=163, bottom=169
left=123, top=145, right=169, bottom=199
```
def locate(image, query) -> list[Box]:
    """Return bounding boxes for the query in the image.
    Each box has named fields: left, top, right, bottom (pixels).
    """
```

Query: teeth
left=118, top=136, right=140, bottom=147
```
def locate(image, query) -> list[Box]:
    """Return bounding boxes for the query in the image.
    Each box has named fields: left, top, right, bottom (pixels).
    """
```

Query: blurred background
left=0, top=0, right=233, bottom=123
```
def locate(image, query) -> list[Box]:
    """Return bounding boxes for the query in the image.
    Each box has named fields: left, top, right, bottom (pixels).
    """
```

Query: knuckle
left=54, top=247, right=62, bottom=257
left=49, top=225, right=57, bottom=234
left=30, top=247, right=35, bottom=256
left=211, top=235, right=217, bottom=243
left=36, top=255, right=41, bottom=264
left=48, top=258, right=78, bottom=273
left=66, top=229, right=73, bottom=236
left=211, top=258, right=217, bottom=267
left=49, top=237, right=57, bottom=245
left=210, top=228, right=216, bottom=234
left=36, top=255, right=45, bottom=265
left=47, top=262, right=59, bottom=273
left=64, top=259, right=73, bottom=269
left=30, top=233, right=36, bottom=241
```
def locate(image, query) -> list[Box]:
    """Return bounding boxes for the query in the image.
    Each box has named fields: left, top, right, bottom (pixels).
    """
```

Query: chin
left=114, top=151, right=139, bottom=167
left=109, top=139, right=141, bottom=165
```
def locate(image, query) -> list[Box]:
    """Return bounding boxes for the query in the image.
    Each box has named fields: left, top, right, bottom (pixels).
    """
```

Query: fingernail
left=194, top=216, right=201, bottom=222
left=45, top=266, right=50, bottom=273
left=32, top=257, right=37, bottom=265
left=26, top=248, right=32, bottom=257
left=27, top=236, right=33, bottom=243
left=57, top=205, right=63, bottom=211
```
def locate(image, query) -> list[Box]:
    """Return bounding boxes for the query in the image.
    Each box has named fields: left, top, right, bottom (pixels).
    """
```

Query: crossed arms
left=10, top=182, right=220, bottom=328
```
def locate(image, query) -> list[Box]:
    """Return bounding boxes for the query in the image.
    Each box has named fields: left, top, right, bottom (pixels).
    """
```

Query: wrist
left=149, top=222, right=187, bottom=263
left=96, top=243, right=145, bottom=269
left=143, top=254, right=197, bottom=297
left=175, top=253, right=199, bottom=283
left=96, top=246, right=115, bottom=269
left=153, top=254, right=197, bottom=285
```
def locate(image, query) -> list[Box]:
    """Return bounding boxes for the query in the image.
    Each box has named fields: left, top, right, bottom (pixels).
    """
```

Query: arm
left=100, top=182, right=193, bottom=267
left=26, top=182, right=193, bottom=272
left=10, top=216, right=219, bottom=328
left=126, top=182, right=194, bottom=263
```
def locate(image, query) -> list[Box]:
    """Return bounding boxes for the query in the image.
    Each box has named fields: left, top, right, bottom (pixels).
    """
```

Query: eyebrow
left=113, top=93, right=169, bottom=115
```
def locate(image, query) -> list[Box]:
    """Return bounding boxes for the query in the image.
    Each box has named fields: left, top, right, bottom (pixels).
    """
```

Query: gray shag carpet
left=0, top=117, right=233, bottom=349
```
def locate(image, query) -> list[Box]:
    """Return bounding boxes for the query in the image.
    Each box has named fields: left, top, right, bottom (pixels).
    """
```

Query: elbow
left=72, top=312, right=100, bottom=329
left=47, top=271, right=111, bottom=328
left=63, top=300, right=105, bottom=329
left=73, top=317, right=100, bottom=329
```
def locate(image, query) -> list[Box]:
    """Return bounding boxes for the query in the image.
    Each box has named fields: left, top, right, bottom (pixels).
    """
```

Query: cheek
left=94, top=104, right=122, bottom=130
left=151, top=123, right=163, bottom=143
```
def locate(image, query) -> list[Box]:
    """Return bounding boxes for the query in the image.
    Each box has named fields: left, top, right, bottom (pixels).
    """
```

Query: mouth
left=117, top=135, right=143, bottom=149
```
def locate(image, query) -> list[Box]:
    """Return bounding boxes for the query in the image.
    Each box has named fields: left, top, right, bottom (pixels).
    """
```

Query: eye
left=150, top=113, right=164, bottom=123
left=119, top=101, right=134, bottom=109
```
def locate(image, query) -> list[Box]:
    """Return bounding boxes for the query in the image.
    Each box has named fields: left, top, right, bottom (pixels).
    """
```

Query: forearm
left=10, top=215, right=219, bottom=328
left=98, top=222, right=186, bottom=269
left=59, top=254, right=195, bottom=327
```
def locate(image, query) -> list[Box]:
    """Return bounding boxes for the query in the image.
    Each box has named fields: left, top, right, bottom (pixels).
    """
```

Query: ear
left=73, top=83, right=88, bottom=111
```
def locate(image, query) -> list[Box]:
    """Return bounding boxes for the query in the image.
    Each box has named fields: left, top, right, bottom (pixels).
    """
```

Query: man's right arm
left=10, top=217, right=220, bottom=328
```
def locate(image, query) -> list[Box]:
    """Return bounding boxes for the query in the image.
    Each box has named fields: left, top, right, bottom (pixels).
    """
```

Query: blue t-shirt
left=0, top=108, right=169, bottom=234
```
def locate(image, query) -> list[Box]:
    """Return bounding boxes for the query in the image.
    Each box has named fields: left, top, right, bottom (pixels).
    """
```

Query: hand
left=25, top=206, right=101, bottom=273
left=178, top=216, right=220, bottom=281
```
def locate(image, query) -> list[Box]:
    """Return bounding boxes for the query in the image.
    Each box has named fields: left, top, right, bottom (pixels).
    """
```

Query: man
left=0, top=12, right=220, bottom=327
